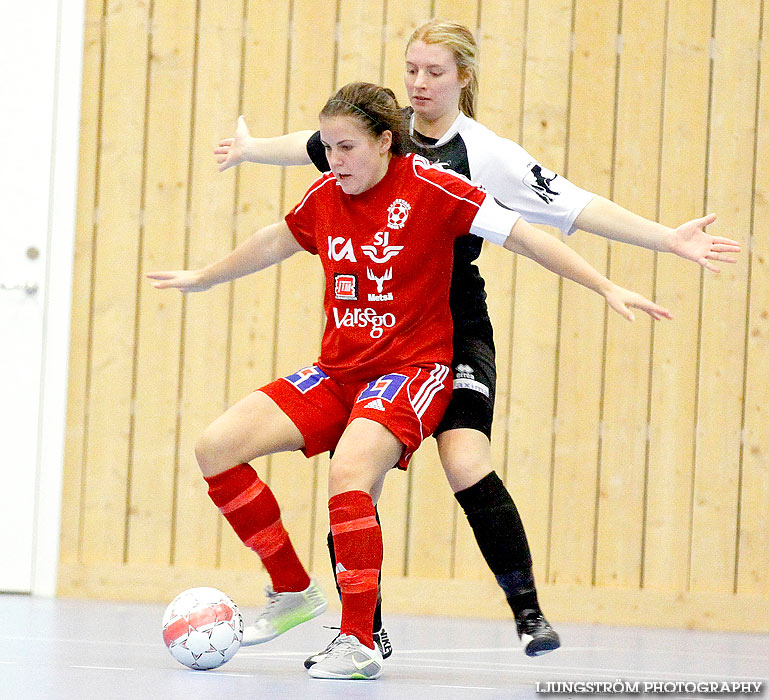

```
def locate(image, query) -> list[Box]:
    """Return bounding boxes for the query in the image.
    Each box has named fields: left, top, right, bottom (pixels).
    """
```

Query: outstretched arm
left=574, top=196, right=741, bottom=273
left=147, top=221, right=303, bottom=292
left=504, top=218, right=672, bottom=322
left=215, top=116, right=314, bottom=171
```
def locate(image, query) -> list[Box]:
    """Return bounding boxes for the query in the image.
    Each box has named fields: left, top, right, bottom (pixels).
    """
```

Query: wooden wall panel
left=337, top=0, right=386, bottom=86
left=80, top=0, right=150, bottom=564
left=60, top=0, right=103, bottom=564
left=593, top=0, right=666, bottom=588
left=644, top=0, right=712, bottom=591
left=517, top=0, right=573, bottom=584
left=59, top=0, right=769, bottom=633
left=737, top=1, right=769, bottom=597
left=690, top=0, right=758, bottom=594
left=433, top=0, right=478, bottom=30
left=548, top=0, right=617, bottom=586
left=171, top=0, right=244, bottom=569
left=125, top=0, right=197, bottom=568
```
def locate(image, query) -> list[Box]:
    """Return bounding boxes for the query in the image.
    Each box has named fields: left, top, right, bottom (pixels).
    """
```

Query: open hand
left=146, top=270, right=211, bottom=293
left=603, top=283, right=673, bottom=322
left=214, top=115, right=251, bottom=172
left=667, top=214, right=740, bottom=272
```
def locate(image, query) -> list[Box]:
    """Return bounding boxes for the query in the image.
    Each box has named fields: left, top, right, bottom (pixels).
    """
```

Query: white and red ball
left=162, top=587, right=244, bottom=670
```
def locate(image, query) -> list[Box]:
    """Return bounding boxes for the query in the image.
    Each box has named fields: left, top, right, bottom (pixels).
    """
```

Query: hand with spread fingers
left=666, top=213, right=741, bottom=273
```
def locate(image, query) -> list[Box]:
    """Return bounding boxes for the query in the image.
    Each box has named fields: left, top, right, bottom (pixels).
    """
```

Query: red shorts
left=259, top=363, right=452, bottom=469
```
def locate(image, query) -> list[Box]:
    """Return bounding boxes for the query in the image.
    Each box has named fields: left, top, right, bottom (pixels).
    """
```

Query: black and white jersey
left=307, top=109, right=595, bottom=330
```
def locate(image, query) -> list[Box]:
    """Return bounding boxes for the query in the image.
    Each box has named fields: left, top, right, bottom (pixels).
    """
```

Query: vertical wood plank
left=126, top=0, right=196, bottom=567
left=172, top=0, right=244, bottom=568
left=405, top=442, right=457, bottom=579
left=80, top=0, right=150, bottom=564
left=690, top=0, right=757, bottom=593
left=548, top=0, right=617, bottom=587
left=593, top=0, right=666, bottom=588
left=737, top=0, right=769, bottom=596
left=336, top=0, right=385, bottom=87
left=267, top=0, right=336, bottom=573
left=452, top=0, right=527, bottom=584
left=60, top=0, right=104, bottom=567
left=644, top=0, right=712, bottom=591
left=509, top=0, right=572, bottom=583
left=218, top=0, right=292, bottom=573
left=432, top=0, right=477, bottom=30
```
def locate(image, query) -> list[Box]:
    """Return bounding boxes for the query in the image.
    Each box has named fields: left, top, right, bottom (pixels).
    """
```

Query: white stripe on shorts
left=410, top=363, right=450, bottom=418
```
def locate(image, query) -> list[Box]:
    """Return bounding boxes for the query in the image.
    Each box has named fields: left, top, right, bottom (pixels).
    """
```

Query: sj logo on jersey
left=361, top=231, right=403, bottom=263
left=334, top=273, right=358, bottom=300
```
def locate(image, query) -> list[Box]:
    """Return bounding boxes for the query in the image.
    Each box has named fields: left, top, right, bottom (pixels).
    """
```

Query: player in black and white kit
left=215, top=19, right=740, bottom=662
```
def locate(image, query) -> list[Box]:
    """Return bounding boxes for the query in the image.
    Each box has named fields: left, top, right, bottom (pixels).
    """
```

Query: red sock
left=205, top=464, right=310, bottom=592
left=329, top=490, right=382, bottom=649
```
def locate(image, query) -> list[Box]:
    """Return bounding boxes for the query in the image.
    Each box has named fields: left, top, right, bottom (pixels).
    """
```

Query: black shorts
left=434, top=320, right=496, bottom=439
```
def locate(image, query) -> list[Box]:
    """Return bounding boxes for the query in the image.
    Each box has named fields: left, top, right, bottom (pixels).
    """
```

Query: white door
left=0, top=0, right=85, bottom=593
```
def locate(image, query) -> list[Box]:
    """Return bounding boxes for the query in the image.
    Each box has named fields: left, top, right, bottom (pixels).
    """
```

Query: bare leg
left=195, top=390, right=304, bottom=476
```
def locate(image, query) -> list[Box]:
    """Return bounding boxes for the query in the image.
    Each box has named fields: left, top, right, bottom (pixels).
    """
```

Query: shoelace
left=258, top=587, right=283, bottom=618
left=317, top=627, right=341, bottom=654
left=521, top=613, right=549, bottom=634
left=325, top=634, right=361, bottom=658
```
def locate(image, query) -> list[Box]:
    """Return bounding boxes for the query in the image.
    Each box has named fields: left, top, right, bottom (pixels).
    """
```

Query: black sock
left=495, top=570, right=540, bottom=617
left=327, top=505, right=383, bottom=631
left=454, top=471, right=540, bottom=616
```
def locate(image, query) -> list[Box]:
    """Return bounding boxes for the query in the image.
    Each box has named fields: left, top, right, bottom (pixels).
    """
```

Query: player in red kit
left=149, top=82, right=671, bottom=680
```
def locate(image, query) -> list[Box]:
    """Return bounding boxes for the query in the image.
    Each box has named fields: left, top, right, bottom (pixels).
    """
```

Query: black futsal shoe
left=515, top=609, right=561, bottom=657
left=372, top=625, right=392, bottom=659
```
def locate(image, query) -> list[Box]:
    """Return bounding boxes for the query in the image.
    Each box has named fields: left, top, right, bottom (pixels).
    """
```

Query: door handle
left=0, top=281, right=39, bottom=295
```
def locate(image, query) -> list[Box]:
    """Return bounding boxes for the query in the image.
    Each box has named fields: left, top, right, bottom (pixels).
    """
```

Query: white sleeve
left=467, top=130, right=595, bottom=235
left=469, top=195, right=520, bottom=246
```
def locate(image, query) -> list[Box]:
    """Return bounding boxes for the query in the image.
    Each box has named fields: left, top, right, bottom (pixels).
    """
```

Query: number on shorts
left=357, top=373, right=408, bottom=403
left=283, top=366, right=329, bottom=394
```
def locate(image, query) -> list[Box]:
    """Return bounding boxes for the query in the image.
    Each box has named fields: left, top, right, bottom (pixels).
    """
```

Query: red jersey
left=284, top=153, right=518, bottom=384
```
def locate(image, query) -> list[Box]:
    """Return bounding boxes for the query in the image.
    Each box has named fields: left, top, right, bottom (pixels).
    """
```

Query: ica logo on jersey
left=327, top=236, right=357, bottom=262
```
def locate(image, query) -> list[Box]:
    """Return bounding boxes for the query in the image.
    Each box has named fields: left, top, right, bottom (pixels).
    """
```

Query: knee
left=194, top=424, right=225, bottom=476
left=328, top=455, right=373, bottom=497
left=328, top=458, right=356, bottom=496
left=437, top=432, right=493, bottom=493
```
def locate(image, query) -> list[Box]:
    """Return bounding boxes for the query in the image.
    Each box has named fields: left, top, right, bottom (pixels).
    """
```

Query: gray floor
left=0, top=594, right=766, bottom=700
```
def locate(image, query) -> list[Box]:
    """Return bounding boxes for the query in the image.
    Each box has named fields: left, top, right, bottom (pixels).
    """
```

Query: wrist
left=596, top=278, right=616, bottom=298
left=241, top=136, right=262, bottom=163
left=659, top=226, right=677, bottom=253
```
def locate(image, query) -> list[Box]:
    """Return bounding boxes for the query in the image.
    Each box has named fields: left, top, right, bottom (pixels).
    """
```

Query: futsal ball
left=162, top=587, right=244, bottom=670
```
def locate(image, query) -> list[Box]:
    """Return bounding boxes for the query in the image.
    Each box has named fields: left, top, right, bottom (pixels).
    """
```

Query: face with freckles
left=319, top=115, right=393, bottom=195
left=404, top=40, right=468, bottom=132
